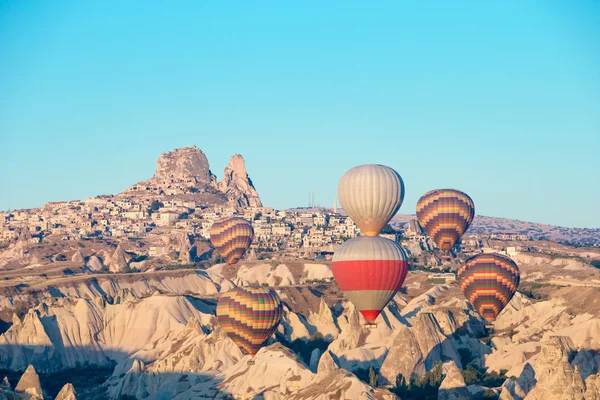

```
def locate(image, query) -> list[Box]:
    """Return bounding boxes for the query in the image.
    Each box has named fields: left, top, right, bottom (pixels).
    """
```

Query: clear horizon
left=1, top=1, right=599, bottom=228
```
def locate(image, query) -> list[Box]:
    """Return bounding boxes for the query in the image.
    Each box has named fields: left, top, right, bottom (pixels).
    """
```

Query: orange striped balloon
left=457, top=253, right=520, bottom=322
left=209, top=217, right=254, bottom=265
left=217, top=286, right=283, bottom=356
left=416, top=189, right=475, bottom=253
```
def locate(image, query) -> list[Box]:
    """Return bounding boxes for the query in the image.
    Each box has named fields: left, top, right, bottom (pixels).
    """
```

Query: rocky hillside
left=389, top=214, right=600, bottom=246
left=123, top=146, right=262, bottom=208
left=1, top=252, right=600, bottom=399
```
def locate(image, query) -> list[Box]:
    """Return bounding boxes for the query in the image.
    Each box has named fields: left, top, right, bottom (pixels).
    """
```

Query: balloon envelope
left=332, top=236, right=408, bottom=322
left=457, top=253, right=520, bottom=322
left=416, top=189, right=475, bottom=253
left=210, top=217, right=254, bottom=265
left=217, top=286, right=283, bottom=356
left=338, top=165, right=404, bottom=236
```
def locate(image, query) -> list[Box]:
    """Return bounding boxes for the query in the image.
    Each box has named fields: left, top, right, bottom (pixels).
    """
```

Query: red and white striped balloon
left=332, top=236, right=409, bottom=323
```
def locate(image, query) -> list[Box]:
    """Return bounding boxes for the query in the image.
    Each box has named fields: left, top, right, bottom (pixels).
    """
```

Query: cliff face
left=218, top=154, right=262, bottom=207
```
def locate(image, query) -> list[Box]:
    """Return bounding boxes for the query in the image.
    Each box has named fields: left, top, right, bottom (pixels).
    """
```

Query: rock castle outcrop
left=124, top=146, right=261, bottom=207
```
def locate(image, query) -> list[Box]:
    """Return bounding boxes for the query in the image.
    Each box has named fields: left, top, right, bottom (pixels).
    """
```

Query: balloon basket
left=247, top=360, right=255, bottom=366
left=364, top=322, right=377, bottom=329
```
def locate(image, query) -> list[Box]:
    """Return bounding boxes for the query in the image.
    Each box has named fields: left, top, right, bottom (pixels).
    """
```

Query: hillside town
left=0, top=195, right=533, bottom=267
left=2, top=147, right=598, bottom=278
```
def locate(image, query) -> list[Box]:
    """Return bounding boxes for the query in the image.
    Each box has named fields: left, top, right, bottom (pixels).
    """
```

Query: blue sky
left=1, top=1, right=599, bottom=228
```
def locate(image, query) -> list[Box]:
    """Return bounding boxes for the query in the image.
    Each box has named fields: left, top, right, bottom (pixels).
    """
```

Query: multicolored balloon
left=416, top=189, right=475, bottom=252
left=332, top=236, right=409, bottom=323
left=338, top=164, right=404, bottom=236
left=457, top=253, right=520, bottom=322
left=217, top=286, right=283, bottom=356
left=209, top=217, right=254, bottom=265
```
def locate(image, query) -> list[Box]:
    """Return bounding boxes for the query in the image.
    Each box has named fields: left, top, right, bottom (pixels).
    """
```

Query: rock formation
left=218, top=154, right=262, bottom=207
left=122, top=146, right=262, bottom=207
left=109, top=245, right=128, bottom=273
left=524, top=337, right=585, bottom=400
left=55, top=383, right=77, bottom=400
left=499, top=363, right=536, bottom=400
left=87, top=255, right=103, bottom=271
left=14, top=365, right=43, bottom=399
left=153, top=146, right=214, bottom=184
left=71, top=249, right=84, bottom=263
left=438, top=361, right=470, bottom=400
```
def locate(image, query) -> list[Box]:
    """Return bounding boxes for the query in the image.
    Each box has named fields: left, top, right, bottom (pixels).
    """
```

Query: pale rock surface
left=218, top=154, right=262, bottom=207
left=309, top=348, right=321, bottom=372
left=234, top=263, right=295, bottom=287
left=499, top=363, right=536, bottom=400
left=71, top=249, right=84, bottom=263
left=585, top=371, right=600, bottom=400
left=524, top=337, right=585, bottom=400
left=438, top=361, right=470, bottom=400
left=153, top=146, right=213, bottom=183
left=87, top=255, right=103, bottom=271
left=173, top=344, right=314, bottom=399
left=14, top=365, right=43, bottom=399
left=379, top=324, right=425, bottom=383
left=301, top=263, right=333, bottom=283
left=55, top=383, right=77, bottom=400
left=288, top=369, right=399, bottom=400
left=109, top=245, right=128, bottom=273
left=0, top=240, right=27, bottom=267
left=306, top=298, right=339, bottom=340
left=0, top=377, right=9, bottom=391
left=317, top=350, right=339, bottom=375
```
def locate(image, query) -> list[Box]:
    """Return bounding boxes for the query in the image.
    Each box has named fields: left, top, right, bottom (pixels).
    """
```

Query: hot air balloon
left=457, top=253, right=520, bottom=323
left=332, top=236, right=409, bottom=325
left=338, top=165, right=405, bottom=236
left=209, top=217, right=254, bottom=265
left=217, top=286, right=283, bottom=357
left=416, top=189, right=475, bottom=253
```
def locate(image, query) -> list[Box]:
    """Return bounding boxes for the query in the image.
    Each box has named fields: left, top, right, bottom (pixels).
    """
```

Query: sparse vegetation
left=391, top=361, right=445, bottom=399
left=458, top=347, right=473, bottom=367
left=518, top=282, right=554, bottom=300
left=281, top=332, right=331, bottom=365
left=121, top=265, right=142, bottom=273
left=462, top=365, right=508, bottom=387
left=355, top=366, right=380, bottom=387
left=410, top=264, right=452, bottom=274
left=163, top=263, right=197, bottom=271
left=148, top=200, right=164, bottom=214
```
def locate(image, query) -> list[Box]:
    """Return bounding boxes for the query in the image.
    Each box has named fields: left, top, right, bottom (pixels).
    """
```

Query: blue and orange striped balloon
left=209, top=217, right=254, bottom=265
left=457, top=253, right=520, bottom=322
left=217, top=286, right=283, bottom=356
left=416, top=189, right=475, bottom=253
